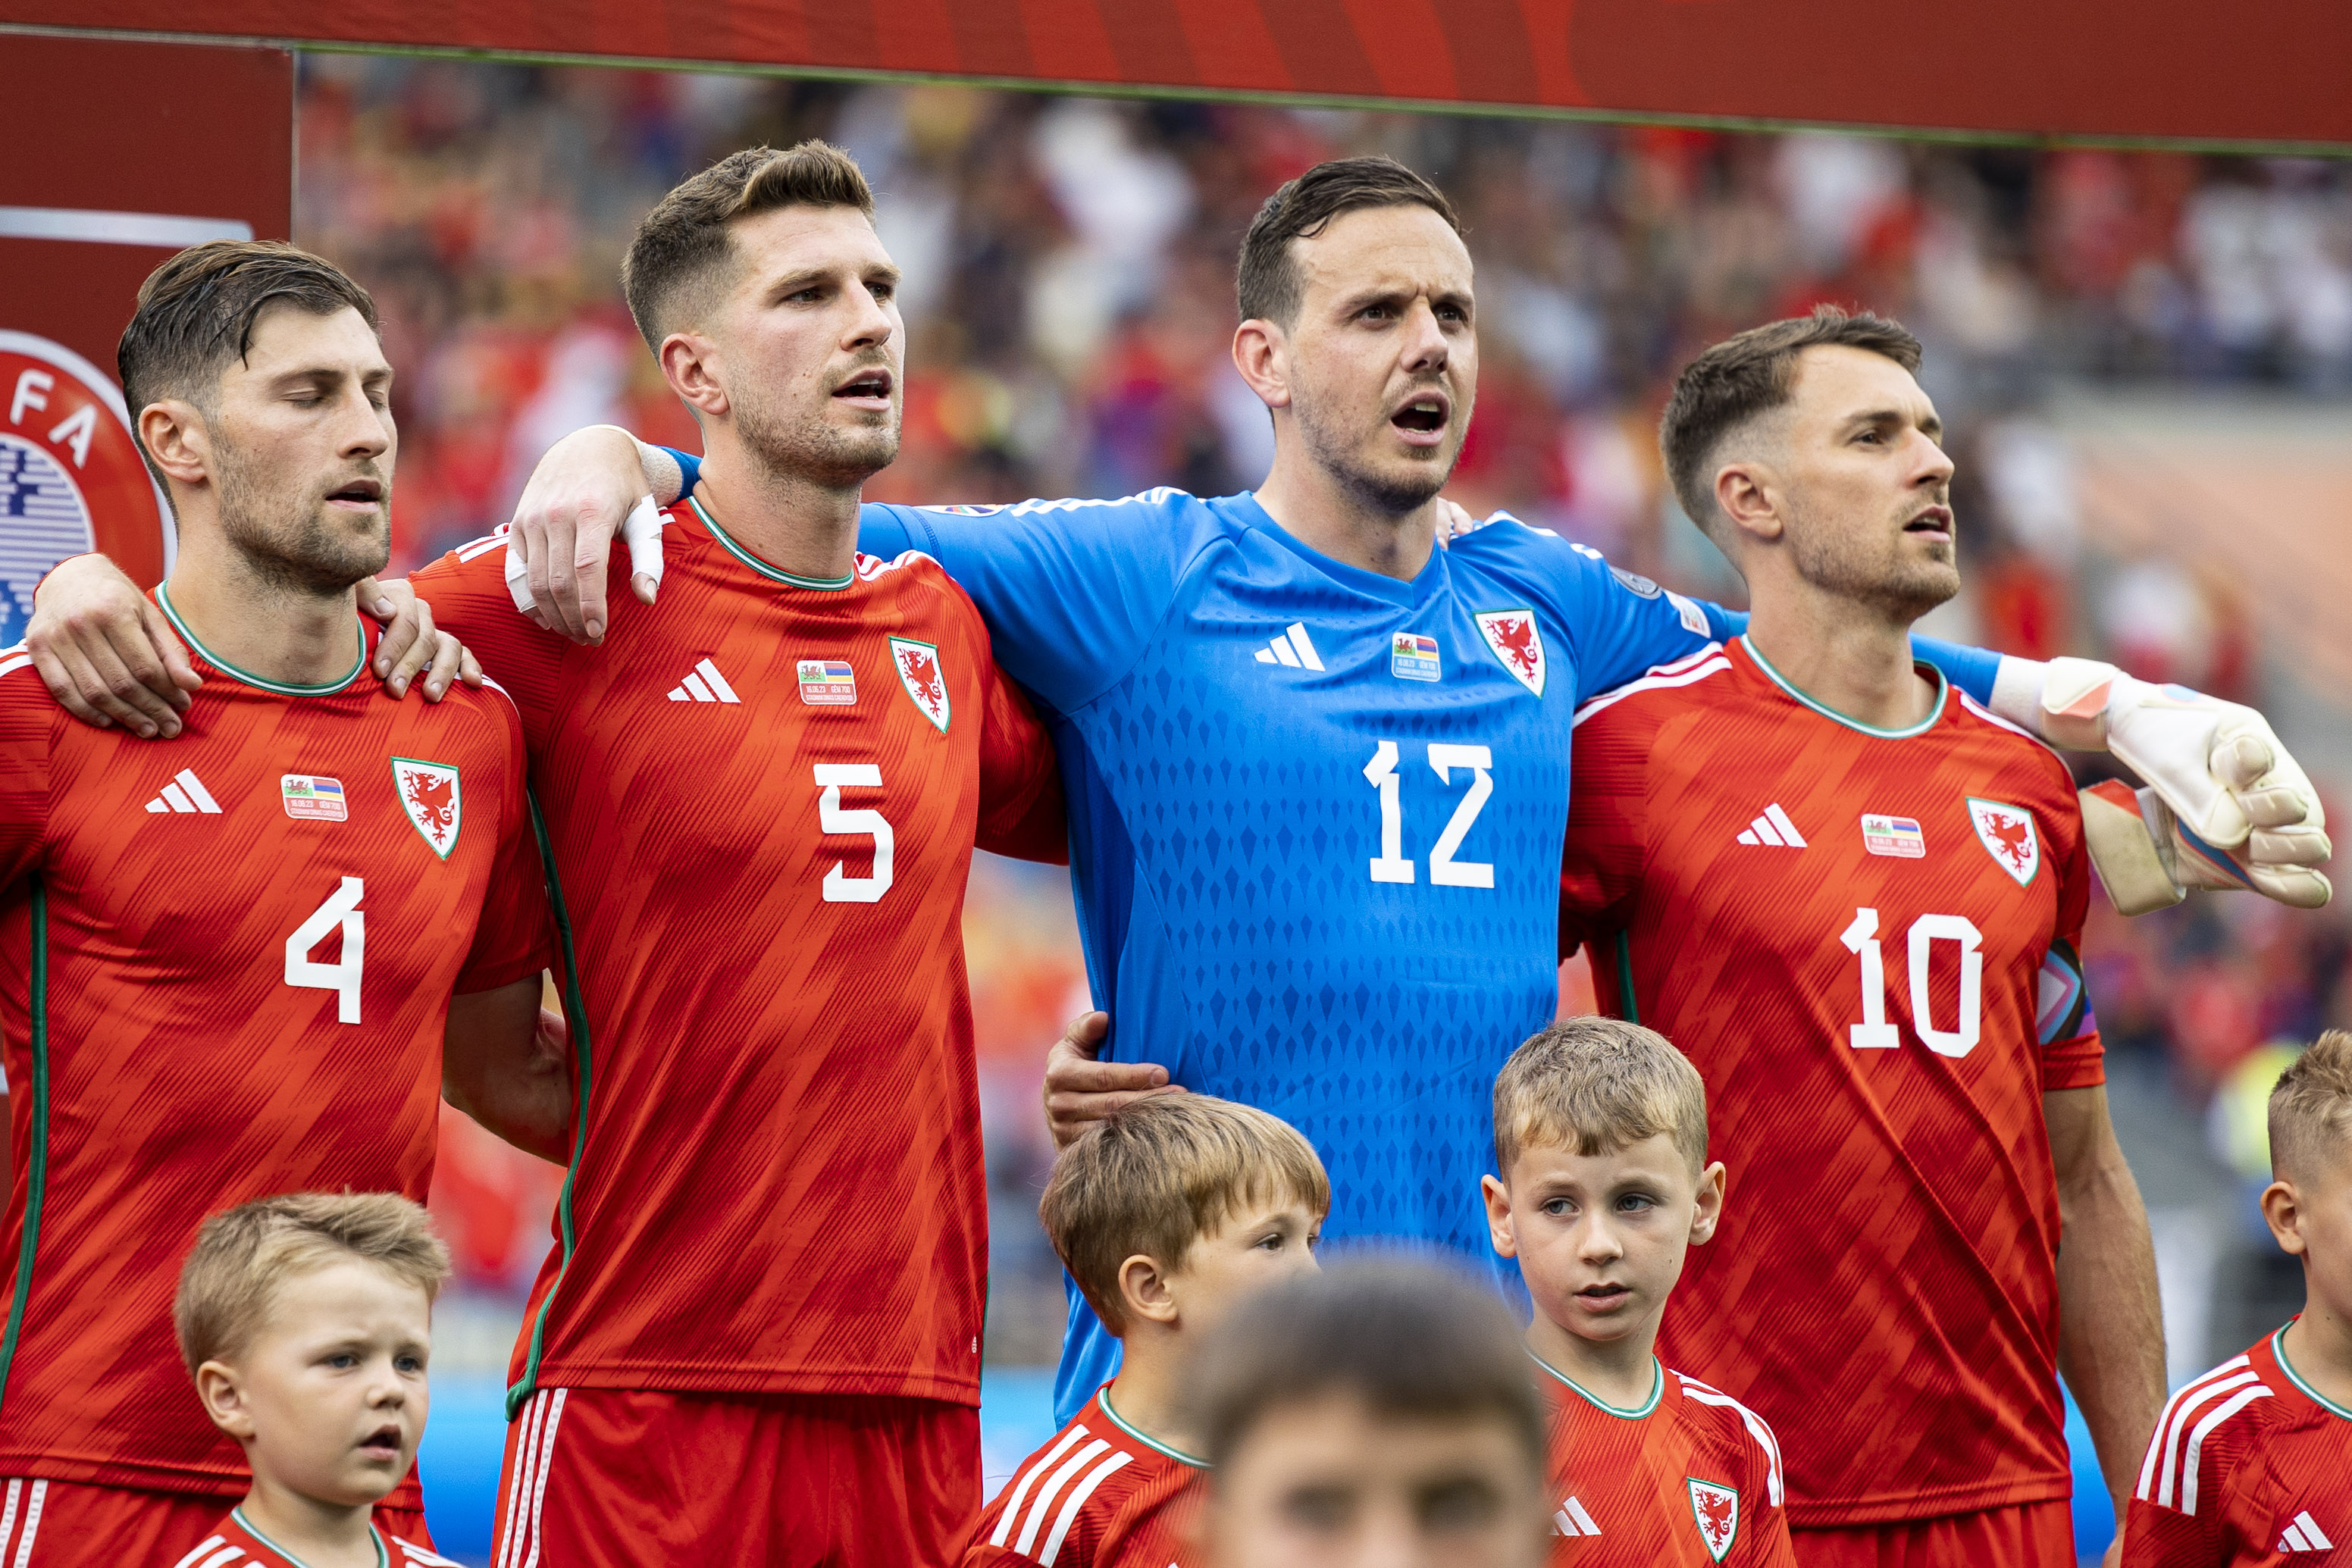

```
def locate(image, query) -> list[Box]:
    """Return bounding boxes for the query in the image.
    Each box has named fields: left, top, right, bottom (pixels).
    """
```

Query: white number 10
left=1840, top=906, right=1982, bottom=1058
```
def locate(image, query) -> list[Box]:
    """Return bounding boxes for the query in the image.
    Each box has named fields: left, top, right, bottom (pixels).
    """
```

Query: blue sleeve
left=1557, top=542, right=1727, bottom=696
left=852, top=496, right=1203, bottom=715
left=666, top=446, right=701, bottom=499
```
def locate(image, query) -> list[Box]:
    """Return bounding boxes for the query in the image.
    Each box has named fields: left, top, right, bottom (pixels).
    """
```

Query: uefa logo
left=1, top=330, right=175, bottom=648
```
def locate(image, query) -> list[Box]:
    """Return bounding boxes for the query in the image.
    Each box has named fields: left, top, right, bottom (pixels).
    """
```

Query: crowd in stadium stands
left=296, top=58, right=2352, bottom=1338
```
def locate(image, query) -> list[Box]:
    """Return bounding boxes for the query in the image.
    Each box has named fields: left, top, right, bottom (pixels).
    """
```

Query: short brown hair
left=174, top=1192, right=450, bottom=1375
left=1493, top=1017, right=1708, bottom=1175
left=1189, top=1258, right=1543, bottom=1476
left=1039, top=1094, right=1329, bottom=1335
left=2271, top=1030, right=2352, bottom=1183
left=1237, top=155, right=1461, bottom=328
left=117, top=240, right=378, bottom=445
left=1658, top=305, right=1923, bottom=537
left=622, top=141, right=875, bottom=349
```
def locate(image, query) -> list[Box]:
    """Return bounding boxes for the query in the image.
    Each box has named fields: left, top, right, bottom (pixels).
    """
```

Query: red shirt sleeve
left=1558, top=699, right=1655, bottom=959
left=973, top=653, right=1066, bottom=866
left=0, top=665, right=55, bottom=886
left=454, top=687, right=553, bottom=995
left=2042, top=775, right=2106, bottom=1091
left=408, top=538, right=572, bottom=743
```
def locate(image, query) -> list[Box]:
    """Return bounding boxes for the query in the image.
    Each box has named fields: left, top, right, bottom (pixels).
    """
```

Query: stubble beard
left=1787, top=493, right=1961, bottom=627
left=215, top=446, right=391, bottom=599
left=1292, top=383, right=1458, bottom=520
left=735, top=382, right=901, bottom=496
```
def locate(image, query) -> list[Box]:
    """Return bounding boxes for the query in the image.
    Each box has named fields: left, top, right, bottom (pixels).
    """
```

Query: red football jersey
left=411, top=499, right=1062, bottom=1410
left=1558, top=637, right=2103, bottom=1527
left=1539, top=1355, right=1794, bottom=1566
left=2125, top=1325, right=2352, bottom=1566
left=0, top=599, right=546, bottom=1498
left=177, top=1506, right=457, bottom=1568
left=966, top=1387, right=1203, bottom=1568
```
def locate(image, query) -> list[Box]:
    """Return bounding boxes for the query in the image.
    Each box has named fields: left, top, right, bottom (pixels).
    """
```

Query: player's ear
left=1231, top=318, right=1291, bottom=412
left=658, top=331, right=730, bottom=422
left=1118, top=1253, right=1180, bottom=1327
left=1688, top=1161, right=1728, bottom=1246
left=1480, top=1173, right=1520, bottom=1258
left=139, top=400, right=212, bottom=489
left=195, top=1360, right=257, bottom=1441
left=2260, top=1178, right=2308, bottom=1258
left=1714, top=460, right=1780, bottom=546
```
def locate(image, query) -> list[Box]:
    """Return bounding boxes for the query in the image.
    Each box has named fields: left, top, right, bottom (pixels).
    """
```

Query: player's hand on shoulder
left=508, top=424, right=662, bottom=644
left=1430, top=496, right=1497, bottom=549
left=24, top=552, right=200, bottom=737
left=362, top=577, right=481, bottom=703
left=1041, top=1010, right=1179, bottom=1149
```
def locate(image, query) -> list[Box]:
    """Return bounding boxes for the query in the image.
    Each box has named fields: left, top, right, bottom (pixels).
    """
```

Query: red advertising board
left=0, top=34, right=292, bottom=631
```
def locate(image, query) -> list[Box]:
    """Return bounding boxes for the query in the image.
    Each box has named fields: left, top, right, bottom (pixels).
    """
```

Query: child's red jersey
left=176, top=1505, right=458, bottom=1568
left=1539, top=1355, right=1794, bottom=1566
left=1558, top=637, right=2103, bottom=1527
left=966, top=1387, right=1203, bottom=1568
left=2125, top=1325, right=2352, bottom=1566
left=0, top=599, right=545, bottom=1498
left=410, top=501, right=1063, bottom=1413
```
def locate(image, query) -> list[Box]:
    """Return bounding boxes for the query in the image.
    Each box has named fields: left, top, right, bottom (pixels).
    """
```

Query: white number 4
left=1362, top=741, right=1495, bottom=889
left=1840, top=906, right=1982, bottom=1057
left=286, top=876, right=365, bottom=1025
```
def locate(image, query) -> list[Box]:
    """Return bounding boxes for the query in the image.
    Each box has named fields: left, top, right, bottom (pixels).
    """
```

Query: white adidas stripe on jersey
left=144, top=768, right=222, bottom=815
left=1735, top=803, right=1808, bottom=848
left=0, top=649, right=31, bottom=681
left=1252, top=622, right=1325, bottom=671
left=1552, top=1496, right=1602, bottom=1535
left=666, top=658, right=741, bottom=704
left=1678, top=1374, right=1786, bottom=1505
left=454, top=527, right=509, bottom=563
left=0, top=1479, right=45, bottom=1564
left=497, top=1387, right=568, bottom=1568
left=1036, top=1449, right=1135, bottom=1565
left=393, top=1535, right=465, bottom=1566
left=991, top=1426, right=1094, bottom=1548
left=2141, top=1357, right=2272, bottom=1515
left=1572, top=643, right=1730, bottom=728
left=2281, top=1510, right=2334, bottom=1551
left=1014, top=1438, right=1114, bottom=1554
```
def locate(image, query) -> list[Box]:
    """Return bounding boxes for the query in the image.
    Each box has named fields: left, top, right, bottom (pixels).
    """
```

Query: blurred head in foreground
left=177, top=1192, right=449, bottom=1520
left=2265, top=1030, right=2352, bottom=1329
left=1189, top=1259, right=1549, bottom=1568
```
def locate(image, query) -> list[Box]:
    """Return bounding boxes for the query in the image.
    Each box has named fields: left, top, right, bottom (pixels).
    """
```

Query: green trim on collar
left=229, top=1507, right=388, bottom=1568
left=1100, top=1388, right=1211, bottom=1469
left=1741, top=635, right=1946, bottom=739
left=1529, top=1350, right=1663, bottom=1419
left=156, top=583, right=367, bottom=696
left=2272, top=1323, right=2352, bottom=1421
left=690, top=496, right=855, bottom=590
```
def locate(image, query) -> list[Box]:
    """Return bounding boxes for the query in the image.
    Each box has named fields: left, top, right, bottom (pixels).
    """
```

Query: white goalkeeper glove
left=2029, top=658, right=2330, bottom=910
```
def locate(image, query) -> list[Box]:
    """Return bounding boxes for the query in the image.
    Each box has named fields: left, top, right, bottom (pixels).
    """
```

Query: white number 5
left=286, top=876, right=365, bottom=1024
left=815, top=764, right=895, bottom=903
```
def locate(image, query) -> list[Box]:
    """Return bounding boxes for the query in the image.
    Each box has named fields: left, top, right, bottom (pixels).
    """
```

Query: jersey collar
left=1740, top=634, right=1946, bottom=740
left=1098, top=1386, right=1211, bottom=1469
left=155, top=583, right=368, bottom=697
left=1527, top=1349, right=1664, bottom=1420
left=228, top=1507, right=388, bottom=1568
left=1232, top=492, right=1447, bottom=610
left=689, top=496, right=855, bottom=591
left=2272, top=1322, right=2352, bottom=1421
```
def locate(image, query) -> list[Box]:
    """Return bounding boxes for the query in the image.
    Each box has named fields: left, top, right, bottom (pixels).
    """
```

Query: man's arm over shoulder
left=857, top=492, right=1210, bottom=715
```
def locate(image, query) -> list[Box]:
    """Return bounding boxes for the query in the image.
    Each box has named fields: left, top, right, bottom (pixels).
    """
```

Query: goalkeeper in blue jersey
left=36, top=152, right=2329, bottom=1426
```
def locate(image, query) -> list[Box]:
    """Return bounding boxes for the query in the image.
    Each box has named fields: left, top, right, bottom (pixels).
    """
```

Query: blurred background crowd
left=296, top=53, right=2352, bottom=1551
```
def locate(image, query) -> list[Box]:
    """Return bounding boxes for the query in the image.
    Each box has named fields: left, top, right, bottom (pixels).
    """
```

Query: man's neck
left=1524, top=1310, right=1660, bottom=1413
left=2283, top=1294, right=2352, bottom=1413
left=237, top=1479, right=378, bottom=1568
left=1253, top=449, right=1436, bottom=584
left=1102, top=1328, right=1207, bottom=1461
left=692, top=435, right=862, bottom=584
left=1742, top=587, right=1934, bottom=732
left=165, top=527, right=361, bottom=690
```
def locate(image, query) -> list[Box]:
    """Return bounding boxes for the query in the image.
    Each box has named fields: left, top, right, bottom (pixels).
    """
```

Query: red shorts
left=495, top=1387, right=980, bottom=1567
left=0, top=1476, right=435, bottom=1566
left=1793, top=1499, right=2075, bottom=1568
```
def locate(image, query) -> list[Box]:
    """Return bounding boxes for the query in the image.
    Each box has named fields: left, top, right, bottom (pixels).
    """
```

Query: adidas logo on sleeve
left=667, top=658, right=741, bottom=704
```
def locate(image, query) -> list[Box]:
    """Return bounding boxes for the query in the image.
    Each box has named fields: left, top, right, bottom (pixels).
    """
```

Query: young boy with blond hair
left=170, top=1193, right=457, bottom=1568
left=2125, top=1029, right=2352, bottom=1565
left=967, top=1094, right=1329, bottom=1568
left=1483, top=1018, right=1795, bottom=1566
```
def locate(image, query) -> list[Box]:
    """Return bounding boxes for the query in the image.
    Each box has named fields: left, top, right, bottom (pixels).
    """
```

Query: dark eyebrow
left=769, top=263, right=903, bottom=298
left=1845, top=406, right=1941, bottom=440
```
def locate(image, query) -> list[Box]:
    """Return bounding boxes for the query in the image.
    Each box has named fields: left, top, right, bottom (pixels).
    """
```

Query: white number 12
left=1361, top=742, right=1495, bottom=889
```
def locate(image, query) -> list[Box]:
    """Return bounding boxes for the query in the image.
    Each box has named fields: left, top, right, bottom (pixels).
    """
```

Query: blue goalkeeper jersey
left=672, top=461, right=2004, bottom=1421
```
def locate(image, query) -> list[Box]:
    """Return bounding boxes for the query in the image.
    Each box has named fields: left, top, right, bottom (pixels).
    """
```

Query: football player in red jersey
left=2125, top=1030, right=2352, bottom=1566
left=1191, top=1260, right=1553, bottom=1568
left=970, top=1095, right=1328, bottom=1568
left=1557, top=308, right=2165, bottom=1567
left=0, top=243, right=554, bottom=1566
left=174, top=1195, right=459, bottom=1568
left=1480, top=1019, right=1796, bottom=1567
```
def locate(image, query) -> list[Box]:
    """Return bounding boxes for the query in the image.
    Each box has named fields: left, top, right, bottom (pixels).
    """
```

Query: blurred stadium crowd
left=298, top=56, right=2352, bottom=1367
